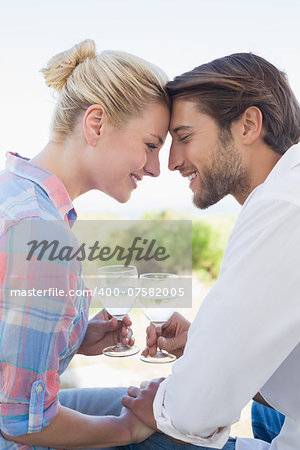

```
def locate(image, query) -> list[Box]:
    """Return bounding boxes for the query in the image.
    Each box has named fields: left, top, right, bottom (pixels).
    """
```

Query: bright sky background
left=0, top=0, right=299, bottom=218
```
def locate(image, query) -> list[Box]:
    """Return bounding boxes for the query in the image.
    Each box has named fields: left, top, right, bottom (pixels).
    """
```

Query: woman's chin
left=114, top=191, right=131, bottom=204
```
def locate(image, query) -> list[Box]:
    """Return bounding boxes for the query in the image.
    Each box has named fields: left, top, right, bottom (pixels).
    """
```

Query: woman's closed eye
left=146, top=143, right=159, bottom=152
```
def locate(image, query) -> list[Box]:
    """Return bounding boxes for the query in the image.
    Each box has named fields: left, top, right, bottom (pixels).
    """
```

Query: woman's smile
left=129, top=173, right=141, bottom=189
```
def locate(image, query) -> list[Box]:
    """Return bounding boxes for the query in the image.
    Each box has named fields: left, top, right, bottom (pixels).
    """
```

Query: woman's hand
left=77, top=309, right=135, bottom=356
left=119, top=406, right=155, bottom=444
left=142, top=312, right=190, bottom=359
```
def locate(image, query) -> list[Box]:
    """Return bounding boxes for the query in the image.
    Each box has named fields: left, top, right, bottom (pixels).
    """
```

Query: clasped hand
left=122, top=377, right=166, bottom=430
left=122, top=377, right=188, bottom=445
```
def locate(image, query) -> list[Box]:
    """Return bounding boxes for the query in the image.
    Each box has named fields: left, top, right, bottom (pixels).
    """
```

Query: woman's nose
left=144, top=153, right=160, bottom=177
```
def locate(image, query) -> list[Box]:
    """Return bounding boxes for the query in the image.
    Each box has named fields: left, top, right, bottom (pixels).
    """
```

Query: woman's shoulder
left=0, top=169, right=63, bottom=223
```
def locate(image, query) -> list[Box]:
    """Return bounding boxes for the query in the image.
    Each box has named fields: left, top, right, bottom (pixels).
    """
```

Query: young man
left=122, top=53, right=300, bottom=450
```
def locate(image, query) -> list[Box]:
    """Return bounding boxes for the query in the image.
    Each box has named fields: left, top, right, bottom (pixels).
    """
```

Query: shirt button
left=35, top=385, right=43, bottom=394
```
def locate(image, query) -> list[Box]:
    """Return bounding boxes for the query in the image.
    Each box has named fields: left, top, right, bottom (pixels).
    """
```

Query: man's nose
left=144, top=152, right=160, bottom=177
left=168, top=141, right=185, bottom=171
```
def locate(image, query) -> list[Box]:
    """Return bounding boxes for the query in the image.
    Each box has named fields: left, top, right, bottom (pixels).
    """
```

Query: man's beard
left=193, top=129, right=250, bottom=209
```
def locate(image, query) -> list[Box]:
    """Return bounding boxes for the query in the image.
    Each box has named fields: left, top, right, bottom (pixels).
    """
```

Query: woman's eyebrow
left=150, top=133, right=164, bottom=145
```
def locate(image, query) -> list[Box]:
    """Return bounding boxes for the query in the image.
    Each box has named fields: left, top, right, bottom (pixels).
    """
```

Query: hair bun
left=41, top=39, right=96, bottom=92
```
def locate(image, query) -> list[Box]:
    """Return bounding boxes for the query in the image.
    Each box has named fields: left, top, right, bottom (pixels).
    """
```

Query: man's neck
left=234, top=143, right=282, bottom=205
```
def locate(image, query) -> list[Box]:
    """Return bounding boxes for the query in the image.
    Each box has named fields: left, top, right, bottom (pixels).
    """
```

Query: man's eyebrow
left=150, top=134, right=164, bottom=145
left=172, top=126, right=192, bottom=134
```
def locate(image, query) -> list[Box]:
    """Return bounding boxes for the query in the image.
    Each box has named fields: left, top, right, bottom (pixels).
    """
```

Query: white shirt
left=153, top=144, right=300, bottom=450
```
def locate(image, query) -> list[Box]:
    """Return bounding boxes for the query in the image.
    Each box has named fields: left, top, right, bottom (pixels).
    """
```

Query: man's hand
left=122, top=378, right=165, bottom=430
left=77, top=309, right=134, bottom=356
left=142, top=312, right=190, bottom=359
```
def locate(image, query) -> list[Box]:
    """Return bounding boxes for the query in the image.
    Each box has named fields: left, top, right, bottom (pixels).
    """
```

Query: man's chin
left=192, top=193, right=211, bottom=210
left=192, top=192, right=221, bottom=210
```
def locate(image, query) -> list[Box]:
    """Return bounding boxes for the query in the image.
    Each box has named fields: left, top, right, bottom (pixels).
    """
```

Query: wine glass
left=97, top=265, right=139, bottom=357
left=139, top=273, right=177, bottom=364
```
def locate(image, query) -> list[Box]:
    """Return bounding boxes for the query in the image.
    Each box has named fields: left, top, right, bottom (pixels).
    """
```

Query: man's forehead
left=169, top=99, right=198, bottom=132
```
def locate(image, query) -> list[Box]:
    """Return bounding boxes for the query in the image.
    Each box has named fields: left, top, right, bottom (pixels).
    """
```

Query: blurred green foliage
left=141, top=210, right=236, bottom=281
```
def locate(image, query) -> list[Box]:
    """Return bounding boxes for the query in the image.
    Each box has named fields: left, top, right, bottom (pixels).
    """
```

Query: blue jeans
left=251, top=400, right=285, bottom=443
left=58, top=387, right=127, bottom=418
left=120, top=435, right=236, bottom=450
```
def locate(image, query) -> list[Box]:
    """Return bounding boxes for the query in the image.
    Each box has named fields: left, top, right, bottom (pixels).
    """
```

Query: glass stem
left=117, top=319, right=123, bottom=347
left=154, top=323, right=164, bottom=354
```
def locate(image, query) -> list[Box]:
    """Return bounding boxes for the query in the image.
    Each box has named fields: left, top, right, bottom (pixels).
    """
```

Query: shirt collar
left=264, top=144, right=300, bottom=182
left=5, top=152, right=77, bottom=227
left=243, top=144, right=300, bottom=208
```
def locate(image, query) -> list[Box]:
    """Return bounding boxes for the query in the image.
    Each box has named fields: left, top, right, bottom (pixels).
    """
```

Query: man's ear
left=83, top=105, right=106, bottom=147
left=240, top=106, right=263, bottom=145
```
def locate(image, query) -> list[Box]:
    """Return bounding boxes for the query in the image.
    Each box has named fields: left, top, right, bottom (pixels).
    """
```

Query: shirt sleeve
left=0, top=218, right=88, bottom=437
left=153, top=197, right=300, bottom=447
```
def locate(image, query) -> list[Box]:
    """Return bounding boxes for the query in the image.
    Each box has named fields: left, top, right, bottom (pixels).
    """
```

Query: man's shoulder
left=258, top=164, right=300, bottom=208
left=226, top=168, right=300, bottom=253
left=256, top=145, right=300, bottom=207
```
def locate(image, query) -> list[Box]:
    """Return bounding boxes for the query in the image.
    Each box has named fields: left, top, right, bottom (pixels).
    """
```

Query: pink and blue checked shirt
left=0, top=153, right=91, bottom=449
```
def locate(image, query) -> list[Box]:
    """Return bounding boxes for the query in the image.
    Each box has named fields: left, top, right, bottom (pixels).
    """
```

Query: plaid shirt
left=0, top=153, right=91, bottom=449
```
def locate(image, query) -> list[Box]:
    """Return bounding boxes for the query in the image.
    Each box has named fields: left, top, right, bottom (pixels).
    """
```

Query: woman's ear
left=83, top=105, right=105, bottom=146
left=240, top=106, right=263, bottom=145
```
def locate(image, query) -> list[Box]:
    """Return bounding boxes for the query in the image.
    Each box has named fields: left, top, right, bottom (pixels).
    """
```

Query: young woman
left=0, top=39, right=169, bottom=449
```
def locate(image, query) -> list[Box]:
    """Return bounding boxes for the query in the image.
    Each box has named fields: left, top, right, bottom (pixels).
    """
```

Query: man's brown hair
left=167, top=53, right=300, bottom=154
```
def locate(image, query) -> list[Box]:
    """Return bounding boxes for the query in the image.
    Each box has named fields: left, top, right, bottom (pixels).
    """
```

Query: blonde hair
left=41, top=39, right=169, bottom=135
